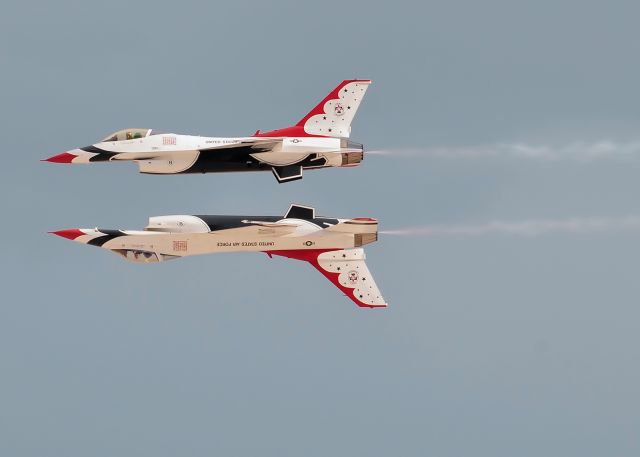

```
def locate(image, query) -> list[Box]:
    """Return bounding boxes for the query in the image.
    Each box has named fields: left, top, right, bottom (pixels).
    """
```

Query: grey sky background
left=2, top=0, right=640, bottom=455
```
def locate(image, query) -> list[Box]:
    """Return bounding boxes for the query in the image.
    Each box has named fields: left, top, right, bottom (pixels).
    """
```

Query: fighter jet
left=50, top=204, right=387, bottom=308
left=44, top=80, right=371, bottom=183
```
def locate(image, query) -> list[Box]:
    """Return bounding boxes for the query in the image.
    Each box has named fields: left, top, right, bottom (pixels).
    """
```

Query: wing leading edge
left=269, top=248, right=387, bottom=308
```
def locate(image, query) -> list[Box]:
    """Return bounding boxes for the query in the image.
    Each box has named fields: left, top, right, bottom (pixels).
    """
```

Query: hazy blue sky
left=2, top=1, right=640, bottom=456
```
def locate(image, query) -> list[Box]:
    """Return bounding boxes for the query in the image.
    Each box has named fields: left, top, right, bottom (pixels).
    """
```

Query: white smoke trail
left=380, top=216, right=640, bottom=237
left=368, top=141, right=640, bottom=161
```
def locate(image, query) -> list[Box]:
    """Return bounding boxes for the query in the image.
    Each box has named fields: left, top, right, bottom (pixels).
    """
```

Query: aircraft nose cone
left=42, top=152, right=77, bottom=163
left=49, top=229, right=84, bottom=240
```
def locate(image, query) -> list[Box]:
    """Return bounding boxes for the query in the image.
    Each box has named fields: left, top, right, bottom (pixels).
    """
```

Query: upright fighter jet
left=50, top=204, right=387, bottom=308
left=44, top=80, right=371, bottom=183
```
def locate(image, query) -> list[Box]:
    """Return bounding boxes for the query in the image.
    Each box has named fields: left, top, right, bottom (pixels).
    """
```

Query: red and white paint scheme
left=51, top=205, right=387, bottom=308
left=44, top=80, right=371, bottom=183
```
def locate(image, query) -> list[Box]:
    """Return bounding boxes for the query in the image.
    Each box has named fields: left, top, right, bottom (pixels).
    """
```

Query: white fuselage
left=45, top=79, right=371, bottom=182
left=68, top=134, right=355, bottom=174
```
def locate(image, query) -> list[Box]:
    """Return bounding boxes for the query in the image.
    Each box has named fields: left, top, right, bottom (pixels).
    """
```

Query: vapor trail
left=380, top=216, right=640, bottom=237
left=368, top=141, right=640, bottom=161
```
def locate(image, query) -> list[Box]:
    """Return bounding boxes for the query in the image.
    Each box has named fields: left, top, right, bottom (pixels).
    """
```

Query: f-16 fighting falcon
left=44, top=80, right=371, bottom=183
left=50, top=204, right=387, bottom=308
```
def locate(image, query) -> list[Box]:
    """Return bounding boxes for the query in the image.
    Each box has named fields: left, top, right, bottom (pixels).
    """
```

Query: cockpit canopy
left=101, top=128, right=153, bottom=142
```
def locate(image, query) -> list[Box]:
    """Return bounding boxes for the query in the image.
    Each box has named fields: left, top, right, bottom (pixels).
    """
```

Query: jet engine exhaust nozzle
left=340, top=140, right=364, bottom=166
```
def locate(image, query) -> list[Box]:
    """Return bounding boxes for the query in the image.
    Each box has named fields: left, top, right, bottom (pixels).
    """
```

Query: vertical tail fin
left=296, top=80, right=372, bottom=138
left=269, top=248, right=387, bottom=308
left=256, top=80, right=372, bottom=138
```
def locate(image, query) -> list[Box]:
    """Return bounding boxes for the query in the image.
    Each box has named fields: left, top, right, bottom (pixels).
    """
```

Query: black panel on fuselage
left=181, top=148, right=328, bottom=174
left=81, top=146, right=119, bottom=162
left=87, top=229, right=125, bottom=246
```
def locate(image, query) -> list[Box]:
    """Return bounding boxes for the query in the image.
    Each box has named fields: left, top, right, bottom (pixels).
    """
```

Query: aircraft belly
left=179, top=151, right=330, bottom=175
left=100, top=232, right=355, bottom=256
left=136, top=151, right=200, bottom=174
left=250, top=152, right=311, bottom=166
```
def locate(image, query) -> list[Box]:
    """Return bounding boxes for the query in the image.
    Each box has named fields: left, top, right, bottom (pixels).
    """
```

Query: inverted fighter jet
left=44, top=80, right=371, bottom=183
left=50, top=204, right=387, bottom=308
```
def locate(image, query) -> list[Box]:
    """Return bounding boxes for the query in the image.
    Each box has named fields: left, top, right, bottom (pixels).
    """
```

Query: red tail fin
left=269, top=248, right=387, bottom=308
left=256, top=80, right=372, bottom=138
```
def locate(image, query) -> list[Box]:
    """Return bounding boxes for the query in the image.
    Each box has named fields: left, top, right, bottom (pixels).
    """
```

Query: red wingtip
left=49, top=229, right=84, bottom=241
left=43, top=152, right=77, bottom=163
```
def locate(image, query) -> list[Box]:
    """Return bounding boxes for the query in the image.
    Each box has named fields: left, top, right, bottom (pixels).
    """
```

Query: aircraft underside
left=79, top=144, right=350, bottom=183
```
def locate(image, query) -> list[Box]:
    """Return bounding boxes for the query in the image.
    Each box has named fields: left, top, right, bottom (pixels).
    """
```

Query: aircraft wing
left=269, top=248, right=387, bottom=308
left=230, top=223, right=298, bottom=236
left=241, top=220, right=299, bottom=228
left=112, top=138, right=279, bottom=161
left=198, top=138, right=280, bottom=153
